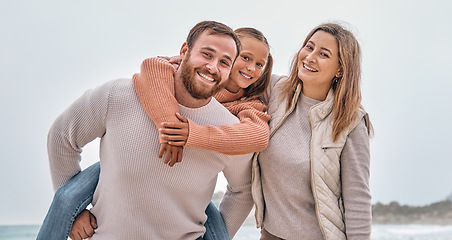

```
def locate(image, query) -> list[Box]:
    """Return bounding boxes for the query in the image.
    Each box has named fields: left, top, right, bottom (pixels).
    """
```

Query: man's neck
left=174, top=71, right=212, bottom=108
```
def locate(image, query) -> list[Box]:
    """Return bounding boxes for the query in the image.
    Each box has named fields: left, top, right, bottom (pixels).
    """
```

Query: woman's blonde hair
left=281, top=22, right=372, bottom=141
left=234, top=27, right=273, bottom=102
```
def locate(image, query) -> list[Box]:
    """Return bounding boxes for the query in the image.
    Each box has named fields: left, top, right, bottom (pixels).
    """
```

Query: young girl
left=37, top=27, right=273, bottom=240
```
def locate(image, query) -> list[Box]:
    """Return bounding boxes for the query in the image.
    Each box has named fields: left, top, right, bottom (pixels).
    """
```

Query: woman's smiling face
left=297, top=30, right=342, bottom=99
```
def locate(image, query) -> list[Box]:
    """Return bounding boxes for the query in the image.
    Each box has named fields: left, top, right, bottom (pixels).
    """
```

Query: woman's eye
left=202, top=52, right=211, bottom=58
left=320, top=53, right=329, bottom=58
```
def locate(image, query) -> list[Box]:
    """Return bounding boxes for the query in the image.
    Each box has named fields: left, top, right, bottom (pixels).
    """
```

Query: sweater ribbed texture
left=48, top=78, right=253, bottom=239
left=133, top=58, right=270, bottom=155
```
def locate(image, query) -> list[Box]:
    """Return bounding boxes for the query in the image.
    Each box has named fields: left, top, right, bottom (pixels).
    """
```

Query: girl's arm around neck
left=133, top=57, right=179, bottom=138
left=185, top=99, right=270, bottom=155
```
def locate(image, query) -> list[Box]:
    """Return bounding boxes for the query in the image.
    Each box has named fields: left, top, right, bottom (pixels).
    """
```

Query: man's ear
left=180, top=42, right=188, bottom=58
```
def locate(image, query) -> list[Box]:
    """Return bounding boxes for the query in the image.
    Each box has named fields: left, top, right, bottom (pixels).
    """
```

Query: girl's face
left=225, top=37, right=269, bottom=93
left=297, top=31, right=342, bottom=99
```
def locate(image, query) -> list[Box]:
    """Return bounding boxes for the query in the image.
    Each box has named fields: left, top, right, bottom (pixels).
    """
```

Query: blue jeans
left=37, top=162, right=230, bottom=240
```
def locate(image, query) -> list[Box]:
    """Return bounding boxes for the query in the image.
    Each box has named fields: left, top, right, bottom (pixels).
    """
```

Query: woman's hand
left=69, top=209, right=97, bottom=240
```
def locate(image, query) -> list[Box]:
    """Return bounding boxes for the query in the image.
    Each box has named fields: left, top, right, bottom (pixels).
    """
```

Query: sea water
left=2, top=224, right=452, bottom=240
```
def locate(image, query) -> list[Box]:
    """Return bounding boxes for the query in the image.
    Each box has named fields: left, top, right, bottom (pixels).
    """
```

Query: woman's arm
left=341, top=118, right=372, bottom=239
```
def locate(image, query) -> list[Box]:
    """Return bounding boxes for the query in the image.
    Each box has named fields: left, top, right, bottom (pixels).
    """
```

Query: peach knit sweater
left=133, top=58, right=270, bottom=155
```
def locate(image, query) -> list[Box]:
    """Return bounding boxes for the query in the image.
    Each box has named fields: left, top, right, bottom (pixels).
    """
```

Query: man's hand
left=69, top=209, right=97, bottom=240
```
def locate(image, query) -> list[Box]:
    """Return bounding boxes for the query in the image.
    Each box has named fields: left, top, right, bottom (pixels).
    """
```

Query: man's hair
left=186, top=21, right=241, bottom=58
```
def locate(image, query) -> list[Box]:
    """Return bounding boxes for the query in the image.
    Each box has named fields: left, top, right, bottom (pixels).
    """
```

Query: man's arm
left=47, top=81, right=110, bottom=191
left=218, top=153, right=254, bottom=238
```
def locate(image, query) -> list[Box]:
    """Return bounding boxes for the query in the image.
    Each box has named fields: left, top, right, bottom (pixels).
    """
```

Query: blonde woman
left=253, top=23, right=373, bottom=240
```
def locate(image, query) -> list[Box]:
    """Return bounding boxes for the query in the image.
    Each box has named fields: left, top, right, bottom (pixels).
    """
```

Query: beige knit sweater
left=47, top=78, right=253, bottom=239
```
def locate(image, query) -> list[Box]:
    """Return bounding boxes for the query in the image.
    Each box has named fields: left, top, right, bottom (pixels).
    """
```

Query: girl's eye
left=257, top=63, right=264, bottom=68
left=241, top=56, right=249, bottom=61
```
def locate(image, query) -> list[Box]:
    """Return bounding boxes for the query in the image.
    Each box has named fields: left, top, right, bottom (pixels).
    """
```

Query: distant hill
left=372, top=200, right=452, bottom=224
left=447, top=193, right=452, bottom=202
left=214, top=191, right=452, bottom=225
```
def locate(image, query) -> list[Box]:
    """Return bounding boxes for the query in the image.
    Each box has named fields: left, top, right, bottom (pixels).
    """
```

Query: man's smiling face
left=179, top=31, right=237, bottom=100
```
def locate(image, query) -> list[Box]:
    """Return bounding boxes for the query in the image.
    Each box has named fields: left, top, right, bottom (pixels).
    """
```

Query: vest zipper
left=309, top=102, right=328, bottom=240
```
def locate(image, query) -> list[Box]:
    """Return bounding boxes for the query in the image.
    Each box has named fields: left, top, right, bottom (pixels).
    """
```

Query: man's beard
left=179, top=52, right=226, bottom=100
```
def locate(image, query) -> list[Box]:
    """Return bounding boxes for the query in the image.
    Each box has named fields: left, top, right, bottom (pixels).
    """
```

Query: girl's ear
left=180, top=42, right=188, bottom=57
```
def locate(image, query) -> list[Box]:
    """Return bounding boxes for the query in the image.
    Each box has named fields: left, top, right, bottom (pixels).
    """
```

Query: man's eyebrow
left=201, top=47, right=233, bottom=63
left=223, top=54, right=233, bottom=63
left=201, top=46, right=215, bottom=52
left=308, top=40, right=333, bottom=55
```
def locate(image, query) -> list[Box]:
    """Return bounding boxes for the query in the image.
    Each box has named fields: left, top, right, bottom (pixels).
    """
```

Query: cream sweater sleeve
left=219, top=152, right=254, bottom=238
left=341, top=118, right=372, bottom=239
left=47, top=81, right=111, bottom=191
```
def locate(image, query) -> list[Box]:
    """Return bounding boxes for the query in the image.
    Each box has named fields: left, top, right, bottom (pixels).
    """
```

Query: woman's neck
left=301, top=86, right=329, bottom=101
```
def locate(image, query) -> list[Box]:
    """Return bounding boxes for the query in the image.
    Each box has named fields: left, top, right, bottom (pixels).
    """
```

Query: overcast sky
left=1, top=0, right=451, bottom=225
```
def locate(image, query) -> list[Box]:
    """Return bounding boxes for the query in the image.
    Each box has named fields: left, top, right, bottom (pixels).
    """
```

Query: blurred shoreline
left=3, top=224, right=452, bottom=240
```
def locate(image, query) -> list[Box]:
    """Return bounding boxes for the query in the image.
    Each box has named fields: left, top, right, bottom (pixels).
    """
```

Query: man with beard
left=45, top=21, right=253, bottom=239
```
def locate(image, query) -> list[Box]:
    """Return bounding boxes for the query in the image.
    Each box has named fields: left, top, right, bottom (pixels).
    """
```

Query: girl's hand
left=158, top=143, right=183, bottom=167
left=159, top=113, right=189, bottom=146
left=158, top=55, right=181, bottom=71
left=157, top=113, right=189, bottom=167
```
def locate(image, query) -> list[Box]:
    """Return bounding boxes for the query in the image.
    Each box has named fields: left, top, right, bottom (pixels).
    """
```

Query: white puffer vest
left=251, top=77, right=367, bottom=240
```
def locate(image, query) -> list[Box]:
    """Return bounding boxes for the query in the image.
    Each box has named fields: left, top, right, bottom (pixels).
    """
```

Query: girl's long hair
left=281, top=23, right=372, bottom=141
left=234, top=27, right=273, bottom=102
